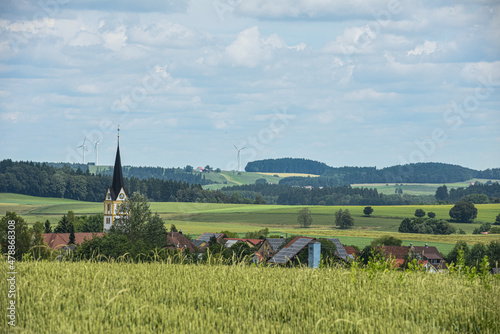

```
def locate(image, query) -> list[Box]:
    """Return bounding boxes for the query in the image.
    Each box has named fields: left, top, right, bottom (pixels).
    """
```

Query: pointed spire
left=111, top=125, right=125, bottom=199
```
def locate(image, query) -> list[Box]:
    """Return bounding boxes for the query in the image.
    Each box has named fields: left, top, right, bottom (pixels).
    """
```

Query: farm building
left=268, top=236, right=316, bottom=265
left=327, top=238, right=354, bottom=262
left=257, top=238, right=287, bottom=259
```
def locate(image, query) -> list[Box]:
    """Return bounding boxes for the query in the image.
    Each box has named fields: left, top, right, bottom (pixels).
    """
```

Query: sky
left=0, top=0, right=499, bottom=171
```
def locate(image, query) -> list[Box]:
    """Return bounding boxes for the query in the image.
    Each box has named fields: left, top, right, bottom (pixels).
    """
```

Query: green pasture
left=1, top=193, right=499, bottom=255
left=203, top=171, right=283, bottom=189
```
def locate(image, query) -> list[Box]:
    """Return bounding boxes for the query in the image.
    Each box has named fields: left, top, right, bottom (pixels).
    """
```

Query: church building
left=103, top=131, right=129, bottom=231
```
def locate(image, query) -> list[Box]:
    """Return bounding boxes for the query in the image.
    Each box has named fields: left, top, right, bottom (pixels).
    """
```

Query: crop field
left=1, top=193, right=499, bottom=255
left=2, top=261, right=499, bottom=333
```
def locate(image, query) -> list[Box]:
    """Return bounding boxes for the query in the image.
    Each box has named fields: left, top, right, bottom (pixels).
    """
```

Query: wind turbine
left=77, top=138, right=89, bottom=164
left=93, top=138, right=101, bottom=165
left=234, top=145, right=246, bottom=172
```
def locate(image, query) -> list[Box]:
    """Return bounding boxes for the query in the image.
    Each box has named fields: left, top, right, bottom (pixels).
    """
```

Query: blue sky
left=0, top=0, right=499, bottom=171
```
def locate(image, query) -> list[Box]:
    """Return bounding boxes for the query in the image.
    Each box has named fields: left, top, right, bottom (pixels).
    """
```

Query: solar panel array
left=327, top=238, right=352, bottom=261
left=197, top=233, right=223, bottom=242
left=269, top=238, right=312, bottom=264
left=267, top=238, right=286, bottom=252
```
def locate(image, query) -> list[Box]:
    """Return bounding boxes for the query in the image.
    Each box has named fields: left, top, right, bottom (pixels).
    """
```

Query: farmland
left=1, top=193, right=499, bottom=255
left=2, top=261, right=499, bottom=333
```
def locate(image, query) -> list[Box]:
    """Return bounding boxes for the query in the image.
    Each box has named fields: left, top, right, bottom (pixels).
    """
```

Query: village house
left=166, top=231, right=198, bottom=253
left=377, top=244, right=447, bottom=272
left=43, top=233, right=104, bottom=250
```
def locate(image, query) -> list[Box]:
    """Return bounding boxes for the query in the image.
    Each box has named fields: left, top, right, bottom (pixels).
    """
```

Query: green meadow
left=1, top=193, right=499, bottom=255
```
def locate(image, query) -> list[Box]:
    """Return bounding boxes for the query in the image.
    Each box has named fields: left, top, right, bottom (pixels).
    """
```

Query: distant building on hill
left=103, top=127, right=129, bottom=231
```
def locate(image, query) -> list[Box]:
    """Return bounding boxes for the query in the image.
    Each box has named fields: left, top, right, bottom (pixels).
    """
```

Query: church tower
left=103, top=127, right=129, bottom=231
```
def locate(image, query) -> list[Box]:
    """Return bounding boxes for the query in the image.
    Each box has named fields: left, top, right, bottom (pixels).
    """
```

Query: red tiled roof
left=166, top=232, right=198, bottom=252
left=344, top=246, right=358, bottom=256
left=43, top=233, right=104, bottom=250
left=378, top=246, right=410, bottom=260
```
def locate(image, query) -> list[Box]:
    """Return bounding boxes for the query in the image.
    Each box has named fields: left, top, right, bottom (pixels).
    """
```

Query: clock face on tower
left=119, top=193, right=124, bottom=199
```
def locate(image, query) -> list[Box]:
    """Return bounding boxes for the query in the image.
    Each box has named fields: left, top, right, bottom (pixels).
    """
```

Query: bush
left=473, top=223, right=491, bottom=235
left=414, top=209, right=426, bottom=218
left=398, top=217, right=455, bottom=235
left=427, top=212, right=436, bottom=219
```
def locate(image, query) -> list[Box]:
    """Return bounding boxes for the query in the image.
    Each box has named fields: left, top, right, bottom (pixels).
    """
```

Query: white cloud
left=76, top=84, right=100, bottom=94
left=345, top=89, right=398, bottom=101
left=102, top=25, right=127, bottom=51
left=225, top=26, right=304, bottom=67
left=1, top=111, right=21, bottom=122
left=225, top=26, right=272, bottom=67
left=407, top=40, right=437, bottom=56
left=68, top=31, right=102, bottom=47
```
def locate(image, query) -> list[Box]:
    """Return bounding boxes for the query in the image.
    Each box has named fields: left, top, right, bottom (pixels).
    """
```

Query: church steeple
left=103, top=125, right=129, bottom=231
left=110, top=142, right=125, bottom=200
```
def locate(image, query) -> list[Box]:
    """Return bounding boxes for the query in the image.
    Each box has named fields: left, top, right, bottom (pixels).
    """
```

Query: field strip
left=258, top=172, right=320, bottom=177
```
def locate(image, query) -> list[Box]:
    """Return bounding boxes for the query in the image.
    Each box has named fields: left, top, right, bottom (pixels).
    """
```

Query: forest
left=247, top=158, right=500, bottom=185
left=0, top=160, right=196, bottom=202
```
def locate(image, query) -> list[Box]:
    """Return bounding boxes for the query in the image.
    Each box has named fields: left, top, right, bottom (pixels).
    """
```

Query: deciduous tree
left=363, top=206, right=374, bottom=216
left=297, top=208, right=312, bottom=228
left=414, top=209, right=426, bottom=218
left=449, top=201, right=478, bottom=223
left=334, top=209, right=354, bottom=229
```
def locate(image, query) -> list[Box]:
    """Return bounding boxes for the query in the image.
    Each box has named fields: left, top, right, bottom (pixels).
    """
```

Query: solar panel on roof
left=328, top=238, right=350, bottom=261
left=269, top=238, right=312, bottom=264
left=267, top=238, right=286, bottom=252
left=197, top=233, right=222, bottom=242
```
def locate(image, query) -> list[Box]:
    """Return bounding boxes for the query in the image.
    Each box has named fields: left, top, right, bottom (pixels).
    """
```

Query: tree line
left=435, top=183, right=500, bottom=203
left=0, top=160, right=196, bottom=202
left=246, top=159, right=499, bottom=184
left=220, top=183, right=433, bottom=205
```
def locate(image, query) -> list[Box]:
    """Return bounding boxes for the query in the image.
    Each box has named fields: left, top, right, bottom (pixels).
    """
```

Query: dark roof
left=413, top=246, right=444, bottom=260
left=267, top=238, right=286, bottom=252
left=327, top=238, right=353, bottom=261
left=269, top=237, right=314, bottom=264
left=196, top=233, right=226, bottom=242
left=109, top=143, right=126, bottom=200
left=166, top=232, right=198, bottom=252
left=193, top=240, right=206, bottom=248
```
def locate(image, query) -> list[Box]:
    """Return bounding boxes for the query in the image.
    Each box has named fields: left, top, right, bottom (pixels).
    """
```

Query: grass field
left=1, top=193, right=499, bottom=255
left=3, top=261, right=499, bottom=333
